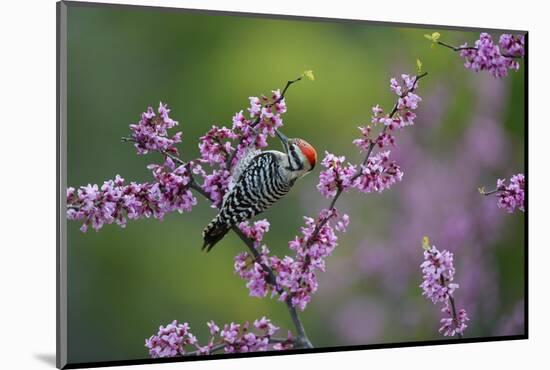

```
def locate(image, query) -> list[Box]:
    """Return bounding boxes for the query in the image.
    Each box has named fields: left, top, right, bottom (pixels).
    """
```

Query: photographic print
left=57, top=1, right=527, bottom=368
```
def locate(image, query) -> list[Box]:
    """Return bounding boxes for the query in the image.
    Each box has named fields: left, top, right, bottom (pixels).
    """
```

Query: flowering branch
left=425, top=32, right=525, bottom=78
left=420, top=237, right=469, bottom=338
left=225, top=73, right=309, bottom=168
left=479, top=173, right=525, bottom=213
left=187, top=177, right=313, bottom=348
left=313, top=72, right=428, bottom=239
left=145, top=317, right=294, bottom=357
left=436, top=40, right=523, bottom=59
left=67, top=68, right=430, bottom=357
left=229, top=225, right=313, bottom=348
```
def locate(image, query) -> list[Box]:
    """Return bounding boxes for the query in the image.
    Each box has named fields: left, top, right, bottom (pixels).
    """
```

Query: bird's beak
left=276, top=129, right=290, bottom=153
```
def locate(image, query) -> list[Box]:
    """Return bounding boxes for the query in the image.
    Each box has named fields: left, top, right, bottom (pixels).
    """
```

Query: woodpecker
left=202, top=130, right=317, bottom=252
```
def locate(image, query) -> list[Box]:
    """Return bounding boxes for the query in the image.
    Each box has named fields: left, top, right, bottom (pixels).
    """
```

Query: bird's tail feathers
left=202, top=217, right=230, bottom=252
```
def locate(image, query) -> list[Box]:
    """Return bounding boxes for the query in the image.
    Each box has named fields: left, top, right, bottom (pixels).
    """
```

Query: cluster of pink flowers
left=354, top=151, right=403, bottom=193
left=145, top=320, right=198, bottom=358
left=67, top=157, right=197, bottom=232
left=148, top=158, right=197, bottom=214
left=319, top=74, right=420, bottom=199
left=420, top=244, right=469, bottom=337
left=194, top=91, right=288, bottom=205
left=234, top=209, right=349, bottom=310
left=230, top=90, right=286, bottom=166
left=129, top=102, right=182, bottom=155
left=495, top=173, right=525, bottom=213
left=317, top=153, right=357, bottom=197
left=275, top=209, right=350, bottom=310
left=239, top=219, right=270, bottom=247
left=67, top=104, right=199, bottom=232
left=145, top=317, right=291, bottom=358
left=234, top=248, right=271, bottom=298
left=439, top=303, right=469, bottom=337
left=499, top=34, right=526, bottom=58
left=234, top=220, right=272, bottom=297
left=459, top=33, right=525, bottom=78
left=390, top=75, right=422, bottom=127
left=198, top=126, right=237, bottom=167
left=192, top=164, right=231, bottom=208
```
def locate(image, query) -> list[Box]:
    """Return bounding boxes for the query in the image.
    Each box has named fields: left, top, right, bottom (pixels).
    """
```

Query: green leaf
left=424, top=32, right=441, bottom=47
left=422, top=236, right=431, bottom=250
left=303, top=70, right=315, bottom=81
left=416, top=58, right=423, bottom=73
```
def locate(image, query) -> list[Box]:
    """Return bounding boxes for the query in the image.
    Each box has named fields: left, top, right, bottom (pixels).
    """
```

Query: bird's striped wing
left=223, top=147, right=261, bottom=206
left=218, top=152, right=292, bottom=226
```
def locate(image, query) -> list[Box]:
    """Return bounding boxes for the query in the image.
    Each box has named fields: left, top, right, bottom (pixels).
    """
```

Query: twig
left=479, top=188, right=501, bottom=196
left=437, top=41, right=477, bottom=52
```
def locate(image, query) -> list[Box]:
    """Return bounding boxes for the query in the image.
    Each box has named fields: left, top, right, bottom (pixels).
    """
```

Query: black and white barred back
left=202, top=152, right=294, bottom=252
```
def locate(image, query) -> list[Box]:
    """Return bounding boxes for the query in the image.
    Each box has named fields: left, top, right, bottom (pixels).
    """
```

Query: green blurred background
left=66, top=3, right=525, bottom=364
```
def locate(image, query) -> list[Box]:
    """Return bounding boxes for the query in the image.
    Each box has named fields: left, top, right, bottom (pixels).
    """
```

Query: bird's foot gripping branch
left=67, top=70, right=434, bottom=357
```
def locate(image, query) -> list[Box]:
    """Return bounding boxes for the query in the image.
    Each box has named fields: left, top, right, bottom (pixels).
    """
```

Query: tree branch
left=187, top=177, right=313, bottom=348
left=307, top=72, right=428, bottom=243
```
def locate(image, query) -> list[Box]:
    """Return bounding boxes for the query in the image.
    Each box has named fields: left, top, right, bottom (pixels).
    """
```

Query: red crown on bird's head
left=295, top=139, right=317, bottom=169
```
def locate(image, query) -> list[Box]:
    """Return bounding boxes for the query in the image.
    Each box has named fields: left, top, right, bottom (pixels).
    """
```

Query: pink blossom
left=390, top=78, right=402, bottom=96
left=67, top=164, right=197, bottom=232
left=353, top=125, right=395, bottom=151
left=272, top=209, right=349, bottom=310
left=372, top=104, right=384, bottom=117
left=459, top=33, right=525, bottom=78
left=230, top=92, right=287, bottom=166
left=439, top=303, right=469, bottom=336
left=353, top=151, right=403, bottom=194
left=145, top=320, right=194, bottom=358
left=129, top=102, right=181, bottom=155
left=499, top=34, right=525, bottom=57
left=494, top=173, right=525, bottom=213
left=201, top=169, right=231, bottom=208
left=234, top=247, right=270, bottom=298
left=238, top=219, right=270, bottom=246
left=420, top=244, right=468, bottom=337
left=248, top=96, right=262, bottom=117
left=198, top=126, right=237, bottom=166
left=420, top=245, right=458, bottom=304
left=145, top=317, right=290, bottom=357
left=149, top=158, right=197, bottom=214
left=317, top=152, right=357, bottom=198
